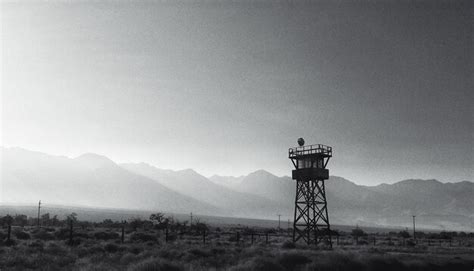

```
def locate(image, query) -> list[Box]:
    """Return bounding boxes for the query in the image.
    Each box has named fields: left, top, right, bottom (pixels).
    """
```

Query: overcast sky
left=1, top=0, right=472, bottom=185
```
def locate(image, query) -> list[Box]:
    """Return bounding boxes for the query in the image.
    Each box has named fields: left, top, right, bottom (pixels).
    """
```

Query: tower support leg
left=293, top=179, right=331, bottom=246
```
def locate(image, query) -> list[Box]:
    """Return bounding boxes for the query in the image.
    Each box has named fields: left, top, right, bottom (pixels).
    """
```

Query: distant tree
left=51, top=215, right=59, bottom=226
left=398, top=230, right=410, bottom=238
left=149, top=213, right=165, bottom=225
left=439, top=231, right=454, bottom=240
left=351, top=228, right=366, bottom=238
left=41, top=213, right=50, bottom=226
left=14, top=214, right=28, bottom=227
left=150, top=213, right=177, bottom=230
left=130, top=218, right=145, bottom=231
left=415, top=231, right=426, bottom=239
left=1, top=215, right=13, bottom=227
left=67, top=212, right=78, bottom=223
left=101, top=219, right=118, bottom=228
left=191, top=218, right=209, bottom=233
left=351, top=227, right=366, bottom=244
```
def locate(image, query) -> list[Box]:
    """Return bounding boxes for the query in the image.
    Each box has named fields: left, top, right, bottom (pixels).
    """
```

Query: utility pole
left=190, top=212, right=193, bottom=226
left=277, top=214, right=281, bottom=229
left=412, top=215, right=416, bottom=242
left=37, top=200, right=41, bottom=227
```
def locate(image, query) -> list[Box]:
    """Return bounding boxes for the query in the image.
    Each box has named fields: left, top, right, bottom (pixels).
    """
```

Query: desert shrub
left=281, top=240, right=296, bottom=249
left=158, top=248, right=185, bottom=260
left=228, top=234, right=241, bottom=242
left=43, top=227, right=56, bottom=232
left=405, top=239, right=417, bottom=247
left=65, top=237, right=82, bottom=246
left=55, top=254, right=77, bottom=268
left=352, top=228, right=367, bottom=237
left=76, top=247, right=90, bottom=257
left=55, top=228, right=71, bottom=239
left=14, top=230, right=31, bottom=240
left=45, top=242, right=68, bottom=256
left=23, top=253, right=61, bottom=269
left=367, top=247, right=385, bottom=254
left=75, top=231, right=91, bottom=239
left=88, top=244, right=106, bottom=254
left=94, top=231, right=119, bottom=240
left=398, top=231, right=410, bottom=239
left=365, top=256, right=404, bottom=271
left=28, top=240, right=45, bottom=251
left=306, top=252, right=364, bottom=271
left=167, top=234, right=177, bottom=242
left=120, top=252, right=139, bottom=265
left=278, top=253, right=311, bottom=270
left=4, top=239, right=16, bottom=246
left=230, top=257, right=285, bottom=271
left=211, top=247, right=226, bottom=255
left=4, top=254, right=30, bottom=268
left=33, top=229, right=55, bottom=240
left=188, top=248, right=212, bottom=258
left=104, top=243, right=119, bottom=253
left=128, top=245, right=144, bottom=255
left=130, top=232, right=157, bottom=242
left=128, top=258, right=184, bottom=271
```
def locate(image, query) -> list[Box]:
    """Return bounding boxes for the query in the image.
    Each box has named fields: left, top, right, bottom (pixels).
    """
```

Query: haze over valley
left=2, top=146, right=472, bottom=231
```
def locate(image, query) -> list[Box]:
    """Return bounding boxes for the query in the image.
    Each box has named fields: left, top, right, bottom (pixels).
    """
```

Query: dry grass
left=0, top=227, right=473, bottom=270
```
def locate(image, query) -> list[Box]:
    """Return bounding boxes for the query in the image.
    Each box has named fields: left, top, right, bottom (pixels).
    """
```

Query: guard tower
left=289, top=138, right=333, bottom=246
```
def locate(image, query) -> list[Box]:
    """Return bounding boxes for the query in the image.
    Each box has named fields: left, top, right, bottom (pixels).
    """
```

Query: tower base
left=293, top=179, right=332, bottom=246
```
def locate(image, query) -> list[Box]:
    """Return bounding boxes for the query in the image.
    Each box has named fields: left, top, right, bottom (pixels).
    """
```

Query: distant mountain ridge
left=120, top=163, right=287, bottom=218
left=1, top=147, right=221, bottom=215
left=1, top=147, right=472, bottom=231
left=210, top=173, right=473, bottom=231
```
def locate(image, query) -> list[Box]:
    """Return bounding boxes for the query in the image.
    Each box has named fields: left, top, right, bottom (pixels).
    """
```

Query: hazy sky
left=1, top=0, right=472, bottom=185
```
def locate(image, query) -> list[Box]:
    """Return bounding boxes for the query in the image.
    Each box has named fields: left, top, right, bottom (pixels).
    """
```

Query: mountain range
left=1, top=147, right=472, bottom=231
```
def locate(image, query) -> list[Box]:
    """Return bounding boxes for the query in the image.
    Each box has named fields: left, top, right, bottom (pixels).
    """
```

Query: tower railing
left=288, top=144, right=332, bottom=158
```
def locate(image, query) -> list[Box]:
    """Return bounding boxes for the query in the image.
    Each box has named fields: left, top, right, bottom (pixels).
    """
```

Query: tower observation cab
left=289, top=140, right=333, bottom=246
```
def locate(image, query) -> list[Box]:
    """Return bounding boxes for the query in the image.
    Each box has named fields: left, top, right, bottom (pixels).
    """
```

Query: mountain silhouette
left=1, top=147, right=472, bottom=231
left=1, top=147, right=221, bottom=215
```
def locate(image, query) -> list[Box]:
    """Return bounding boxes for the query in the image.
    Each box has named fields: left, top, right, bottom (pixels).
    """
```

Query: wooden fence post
left=265, top=233, right=269, bottom=244
left=7, top=224, right=11, bottom=241
left=203, top=230, right=206, bottom=244
left=251, top=233, right=254, bottom=244
left=165, top=227, right=169, bottom=243
left=121, top=222, right=125, bottom=244
left=336, top=235, right=339, bottom=246
left=69, top=220, right=73, bottom=246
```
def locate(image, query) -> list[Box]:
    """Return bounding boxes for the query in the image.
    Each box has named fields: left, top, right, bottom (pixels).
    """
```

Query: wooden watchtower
left=289, top=139, right=333, bottom=246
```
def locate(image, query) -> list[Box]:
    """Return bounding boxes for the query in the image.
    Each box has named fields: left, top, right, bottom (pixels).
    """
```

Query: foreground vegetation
left=1, top=213, right=473, bottom=270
